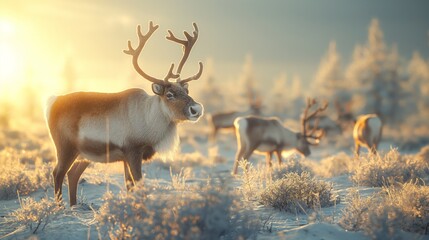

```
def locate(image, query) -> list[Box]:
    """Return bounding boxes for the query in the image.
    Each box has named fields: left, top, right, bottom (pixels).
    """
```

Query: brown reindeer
left=232, top=98, right=327, bottom=175
left=353, top=114, right=382, bottom=155
left=46, top=22, right=203, bottom=206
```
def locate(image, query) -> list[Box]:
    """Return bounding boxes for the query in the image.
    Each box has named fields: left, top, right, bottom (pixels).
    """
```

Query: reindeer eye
left=166, top=92, right=175, bottom=100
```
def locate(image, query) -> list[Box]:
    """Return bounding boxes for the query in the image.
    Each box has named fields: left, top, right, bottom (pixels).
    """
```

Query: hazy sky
left=1, top=0, right=429, bottom=95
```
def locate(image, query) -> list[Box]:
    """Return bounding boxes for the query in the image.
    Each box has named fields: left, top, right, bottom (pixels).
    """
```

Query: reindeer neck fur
left=128, top=92, right=179, bottom=157
left=279, top=126, right=300, bottom=150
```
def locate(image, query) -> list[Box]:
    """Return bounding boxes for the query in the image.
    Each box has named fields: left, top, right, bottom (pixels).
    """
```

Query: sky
left=0, top=0, right=429, bottom=97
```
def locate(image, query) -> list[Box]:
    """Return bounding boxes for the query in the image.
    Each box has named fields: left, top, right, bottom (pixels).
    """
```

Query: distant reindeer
left=353, top=114, right=382, bottom=155
left=46, top=22, right=204, bottom=206
left=232, top=98, right=327, bottom=175
left=208, top=100, right=262, bottom=141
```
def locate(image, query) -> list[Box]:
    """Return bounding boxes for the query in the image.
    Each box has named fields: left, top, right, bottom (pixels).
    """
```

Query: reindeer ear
left=152, top=83, right=165, bottom=95
left=181, top=82, right=189, bottom=94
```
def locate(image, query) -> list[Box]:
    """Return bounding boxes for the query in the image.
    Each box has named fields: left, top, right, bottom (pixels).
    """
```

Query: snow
left=0, top=127, right=427, bottom=240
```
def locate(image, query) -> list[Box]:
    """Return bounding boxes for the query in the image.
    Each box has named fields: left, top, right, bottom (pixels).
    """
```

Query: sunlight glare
left=0, top=19, right=23, bottom=91
left=0, top=43, right=20, bottom=81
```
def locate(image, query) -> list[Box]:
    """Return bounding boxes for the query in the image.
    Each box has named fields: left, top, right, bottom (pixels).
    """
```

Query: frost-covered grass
left=238, top=156, right=313, bottom=201
left=313, top=152, right=354, bottom=178
left=1, top=127, right=429, bottom=239
left=259, top=172, right=338, bottom=213
left=350, top=148, right=429, bottom=187
left=0, top=147, right=53, bottom=200
left=6, top=196, right=63, bottom=234
left=95, top=182, right=259, bottom=240
left=339, top=180, right=429, bottom=237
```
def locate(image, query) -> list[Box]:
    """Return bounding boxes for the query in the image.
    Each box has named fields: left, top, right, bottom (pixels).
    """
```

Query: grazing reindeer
left=208, top=100, right=262, bottom=141
left=46, top=22, right=204, bottom=206
left=232, top=98, right=327, bottom=175
left=353, top=114, right=382, bottom=155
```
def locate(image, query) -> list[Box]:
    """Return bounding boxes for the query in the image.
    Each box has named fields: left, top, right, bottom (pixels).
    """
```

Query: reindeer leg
left=355, top=143, right=361, bottom=156
left=265, top=152, right=273, bottom=170
left=125, top=151, right=143, bottom=188
left=233, top=146, right=246, bottom=175
left=242, top=144, right=258, bottom=173
left=53, top=143, right=78, bottom=205
left=211, top=127, right=219, bottom=143
left=123, top=161, right=134, bottom=191
left=275, top=150, right=283, bottom=166
left=67, top=160, right=90, bottom=206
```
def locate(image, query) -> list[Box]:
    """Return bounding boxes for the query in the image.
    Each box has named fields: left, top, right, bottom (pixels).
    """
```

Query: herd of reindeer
left=208, top=98, right=382, bottom=175
left=44, top=22, right=383, bottom=206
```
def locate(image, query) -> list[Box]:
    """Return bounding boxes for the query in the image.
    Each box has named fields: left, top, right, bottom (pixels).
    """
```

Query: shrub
left=0, top=148, right=53, bottom=200
left=96, top=183, right=259, bottom=240
left=6, top=197, right=63, bottom=234
left=314, top=152, right=354, bottom=178
left=339, top=181, right=429, bottom=237
left=350, top=148, right=427, bottom=187
left=238, top=157, right=314, bottom=201
left=259, top=172, right=337, bottom=213
left=271, top=155, right=313, bottom=180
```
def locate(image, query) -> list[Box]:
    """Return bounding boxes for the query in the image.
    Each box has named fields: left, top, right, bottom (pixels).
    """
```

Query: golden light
left=0, top=43, right=20, bottom=80
left=0, top=18, right=23, bottom=94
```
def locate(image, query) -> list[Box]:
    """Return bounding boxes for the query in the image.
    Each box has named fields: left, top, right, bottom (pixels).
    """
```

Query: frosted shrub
left=7, top=197, right=62, bottom=234
left=351, top=149, right=426, bottom=187
left=0, top=148, right=52, bottom=200
left=314, top=152, right=354, bottom=177
left=259, top=172, right=337, bottom=213
left=238, top=157, right=313, bottom=201
left=415, top=145, right=429, bottom=174
left=339, top=182, right=429, bottom=236
left=96, top=183, right=258, bottom=239
left=238, top=160, right=267, bottom=201
left=385, top=181, right=429, bottom=234
left=271, top=155, right=313, bottom=180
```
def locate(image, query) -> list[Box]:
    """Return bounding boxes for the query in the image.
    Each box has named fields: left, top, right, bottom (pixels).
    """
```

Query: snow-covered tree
left=197, top=58, right=225, bottom=113
left=345, top=19, right=403, bottom=123
left=269, top=72, right=288, bottom=116
left=407, top=52, right=429, bottom=119
left=313, top=41, right=344, bottom=100
left=234, top=54, right=260, bottom=110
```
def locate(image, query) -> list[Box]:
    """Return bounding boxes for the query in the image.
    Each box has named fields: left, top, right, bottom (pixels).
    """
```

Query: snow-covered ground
left=0, top=126, right=428, bottom=240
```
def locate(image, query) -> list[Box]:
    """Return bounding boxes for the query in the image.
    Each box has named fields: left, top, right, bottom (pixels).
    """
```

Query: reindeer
left=353, top=114, right=382, bottom=155
left=232, top=98, right=327, bottom=175
left=208, top=100, right=262, bottom=142
left=45, top=22, right=203, bottom=206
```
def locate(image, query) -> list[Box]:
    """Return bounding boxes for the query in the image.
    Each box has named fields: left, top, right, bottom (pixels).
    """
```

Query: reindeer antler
left=124, top=21, right=203, bottom=86
left=166, top=22, right=203, bottom=83
left=124, top=22, right=179, bottom=85
left=301, top=98, right=328, bottom=144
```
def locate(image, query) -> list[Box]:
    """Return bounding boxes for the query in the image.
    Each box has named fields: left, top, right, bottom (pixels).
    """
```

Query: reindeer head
left=124, top=22, right=204, bottom=122
left=296, top=98, right=328, bottom=156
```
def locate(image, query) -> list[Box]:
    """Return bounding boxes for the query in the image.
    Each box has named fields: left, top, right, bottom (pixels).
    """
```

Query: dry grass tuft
left=6, top=197, right=63, bottom=234
left=313, top=152, right=355, bottom=178
left=339, top=181, right=429, bottom=237
left=259, top=172, right=338, bottom=213
left=95, top=183, right=259, bottom=240
left=350, top=148, right=428, bottom=187
left=0, top=147, right=53, bottom=200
